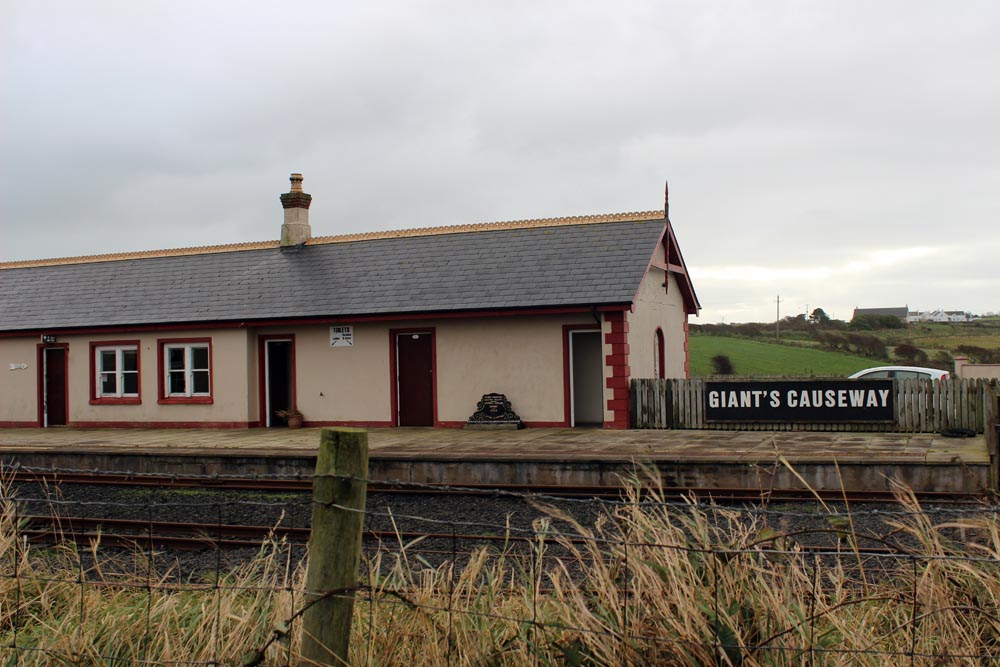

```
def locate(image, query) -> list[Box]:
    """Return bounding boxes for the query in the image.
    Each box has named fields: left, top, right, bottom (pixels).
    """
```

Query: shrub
left=894, top=343, right=928, bottom=363
left=850, top=314, right=906, bottom=330
left=710, top=354, right=735, bottom=375
left=956, top=345, right=1000, bottom=364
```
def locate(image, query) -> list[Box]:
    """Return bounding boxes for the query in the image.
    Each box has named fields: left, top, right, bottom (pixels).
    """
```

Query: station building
left=0, top=175, right=699, bottom=430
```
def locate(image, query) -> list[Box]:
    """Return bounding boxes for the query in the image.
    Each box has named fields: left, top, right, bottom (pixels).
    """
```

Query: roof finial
left=664, top=179, right=669, bottom=218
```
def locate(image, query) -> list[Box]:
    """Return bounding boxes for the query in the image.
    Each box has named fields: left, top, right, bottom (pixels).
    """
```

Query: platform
left=0, top=427, right=992, bottom=495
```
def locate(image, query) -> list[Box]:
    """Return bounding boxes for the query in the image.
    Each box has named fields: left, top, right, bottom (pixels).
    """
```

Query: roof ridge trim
left=0, top=210, right=664, bottom=269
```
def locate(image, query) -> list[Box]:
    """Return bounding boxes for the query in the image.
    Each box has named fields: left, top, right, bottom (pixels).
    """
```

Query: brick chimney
left=279, top=173, right=312, bottom=246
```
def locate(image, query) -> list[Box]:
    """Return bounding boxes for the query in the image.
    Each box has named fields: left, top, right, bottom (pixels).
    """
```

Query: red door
left=396, top=332, right=434, bottom=426
left=44, top=347, right=68, bottom=427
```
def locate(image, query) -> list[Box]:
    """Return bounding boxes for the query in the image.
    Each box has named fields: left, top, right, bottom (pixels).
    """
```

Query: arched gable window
left=654, top=328, right=666, bottom=379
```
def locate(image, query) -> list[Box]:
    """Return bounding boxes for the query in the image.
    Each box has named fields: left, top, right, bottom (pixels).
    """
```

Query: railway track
left=6, top=468, right=987, bottom=503
left=19, top=514, right=913, bottom=559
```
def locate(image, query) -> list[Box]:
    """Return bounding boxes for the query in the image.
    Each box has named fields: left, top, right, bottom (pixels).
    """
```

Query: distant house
left=907, top=310, right=974, bottom=323
left=945, top=311, right=974, bottom=323
left=0, top=175, right=700, bottom=430
left=852, top=306, right=908, bottom=322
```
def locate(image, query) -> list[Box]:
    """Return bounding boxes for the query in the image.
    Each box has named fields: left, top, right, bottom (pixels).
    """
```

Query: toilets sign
left=705, top=380, right=894, bottom=423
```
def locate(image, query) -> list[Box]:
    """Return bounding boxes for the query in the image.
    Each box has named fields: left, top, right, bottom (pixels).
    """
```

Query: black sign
left=466, top=393, right=524, bottom=427
left=705, top=380, right=894, bottom=423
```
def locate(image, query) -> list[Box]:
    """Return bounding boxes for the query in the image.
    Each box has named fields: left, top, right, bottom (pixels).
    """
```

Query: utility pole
left=775, top=295, right=781, bottom=340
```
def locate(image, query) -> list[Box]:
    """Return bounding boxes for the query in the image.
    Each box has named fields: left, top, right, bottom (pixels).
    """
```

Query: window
left=654, top=328, right=666, bottom=379
left=158, top=338, right=213, bottom=404
left=89, top=341, right=141, bottom=404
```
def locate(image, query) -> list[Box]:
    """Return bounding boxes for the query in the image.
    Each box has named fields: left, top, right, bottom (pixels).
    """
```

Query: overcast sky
left=2, top=1, right=998, bottom=323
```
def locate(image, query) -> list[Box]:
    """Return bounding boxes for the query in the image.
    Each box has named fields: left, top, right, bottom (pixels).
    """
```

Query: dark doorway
left=43, top=347, right=68, bottom=427
left=570, top=330, right=603, bottom=427
left=265, top=339, right=294, bottom=427
left=396, top=332, right=434, bottom=426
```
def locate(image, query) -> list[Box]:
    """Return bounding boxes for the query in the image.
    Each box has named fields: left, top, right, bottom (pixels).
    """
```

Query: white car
left=849, top=366, right=949, bottom=381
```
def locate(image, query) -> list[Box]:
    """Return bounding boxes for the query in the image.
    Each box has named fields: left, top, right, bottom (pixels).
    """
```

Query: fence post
left=300, top=428, right=369, bottom=667
left=987, top=386, right=999, bottom=493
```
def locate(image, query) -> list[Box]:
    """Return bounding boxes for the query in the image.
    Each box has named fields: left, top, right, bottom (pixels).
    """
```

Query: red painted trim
left=562, top=324, right=601, bottom=428
left=90, top=397, right=142, bottom=406
left=609, top=321, right=629, bottom=334
left=602, top=311, right=631, bottom=430
left=388, top=327, right=438, bottom=427
left=88, top=339, right=142, bottom=405
left=36, top=343, right=70, bottom=427
left=156, top=337, right=214, bottom=405
left=0, top=305, right=633, bottom=339
left=257, top=334, right=297, bottom=427
left=157, top=396, right=214, bottom=405
left=70, top=421, right=251, bottom=429
left=633, top=219, right=700, bottom=315
left=0, top=421, right=38, bottom=428
left=303, top=420, right=395, bottom=429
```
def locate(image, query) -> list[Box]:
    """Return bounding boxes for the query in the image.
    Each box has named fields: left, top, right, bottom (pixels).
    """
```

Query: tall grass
left=3, top=482, right=1000, bottom=665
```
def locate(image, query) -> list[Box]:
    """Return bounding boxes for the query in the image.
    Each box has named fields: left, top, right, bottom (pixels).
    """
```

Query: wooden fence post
left=300, top=428, right=369, bottom=667
left=986, top=385, right=999, bottom=493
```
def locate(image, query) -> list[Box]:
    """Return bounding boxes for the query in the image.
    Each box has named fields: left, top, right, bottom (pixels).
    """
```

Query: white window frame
left=95, top=345, right=140, bottom=399
left=163, top=343, right=211, bottom=398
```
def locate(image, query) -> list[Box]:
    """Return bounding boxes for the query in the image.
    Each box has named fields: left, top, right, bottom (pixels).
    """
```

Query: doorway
left=262, top=338, right=295, bottom=427
left=569, top=330, right=603, bottom=427
left=395, top=331, right=434, bottom=427
left=40, top=346, right=68, bottom=427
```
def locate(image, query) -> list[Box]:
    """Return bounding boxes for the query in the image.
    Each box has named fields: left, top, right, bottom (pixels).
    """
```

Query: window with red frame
left=94, top=344, right=140, bottom=399
left=163, top=342, right=211, bottom=398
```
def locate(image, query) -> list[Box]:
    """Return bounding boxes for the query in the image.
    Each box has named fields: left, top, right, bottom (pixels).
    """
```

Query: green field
left=687, top=318, right=1000, bottom=377
left=689, top=335, right=878, bottom=377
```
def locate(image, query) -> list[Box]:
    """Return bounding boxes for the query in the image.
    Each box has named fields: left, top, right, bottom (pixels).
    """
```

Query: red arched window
left=654, top=328, right=666, bottom=379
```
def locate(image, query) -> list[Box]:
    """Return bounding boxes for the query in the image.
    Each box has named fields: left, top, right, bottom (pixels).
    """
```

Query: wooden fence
left=632, top=377, right=999, bottom=433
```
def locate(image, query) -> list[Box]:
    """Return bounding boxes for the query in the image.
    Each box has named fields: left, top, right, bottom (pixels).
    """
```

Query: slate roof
left=0, top=217, right=670, bottom=332
left=852, top=306, right=909, bottom=319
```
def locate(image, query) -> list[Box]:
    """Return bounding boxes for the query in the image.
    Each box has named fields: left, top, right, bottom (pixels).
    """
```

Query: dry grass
left=4, top=482, right=1000, bottom=666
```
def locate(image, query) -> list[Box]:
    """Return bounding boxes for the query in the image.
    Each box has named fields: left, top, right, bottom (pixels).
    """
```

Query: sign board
left=329, top=326, right=354, bottom=347
left=465, top=392, right=525, bottom=429
left=705, top=380, right=894, bottom=423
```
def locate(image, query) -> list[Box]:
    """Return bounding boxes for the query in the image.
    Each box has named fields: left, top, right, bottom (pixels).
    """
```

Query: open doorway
left=569, top=329, right=603, bottom=427
left=39, top=345, right=68, bottom=427
left=261, top=337, right=295, bottom=427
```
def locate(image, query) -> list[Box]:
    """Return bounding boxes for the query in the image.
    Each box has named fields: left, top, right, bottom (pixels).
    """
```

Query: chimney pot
left=280, top=172, right=312, bottom=246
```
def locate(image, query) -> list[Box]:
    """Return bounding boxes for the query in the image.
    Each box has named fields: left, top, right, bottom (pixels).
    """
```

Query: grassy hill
left=688, top=318, right=1000, bottom=377
left=689, top=335, right=896, bottom=377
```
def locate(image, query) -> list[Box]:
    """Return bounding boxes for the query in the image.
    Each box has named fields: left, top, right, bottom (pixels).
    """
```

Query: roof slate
left=0, top=218, right=666, bottom=332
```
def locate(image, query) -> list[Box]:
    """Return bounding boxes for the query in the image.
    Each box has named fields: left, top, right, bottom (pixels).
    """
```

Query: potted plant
left=275, top=408, right=304, bottom=429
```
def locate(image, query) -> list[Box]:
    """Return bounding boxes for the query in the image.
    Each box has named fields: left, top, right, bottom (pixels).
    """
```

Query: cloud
left=2, top=1, right=999, bottom=322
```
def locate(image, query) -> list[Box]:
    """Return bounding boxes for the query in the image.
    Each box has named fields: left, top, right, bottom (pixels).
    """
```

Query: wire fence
left=3, top=468, right=1000, bottom=666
